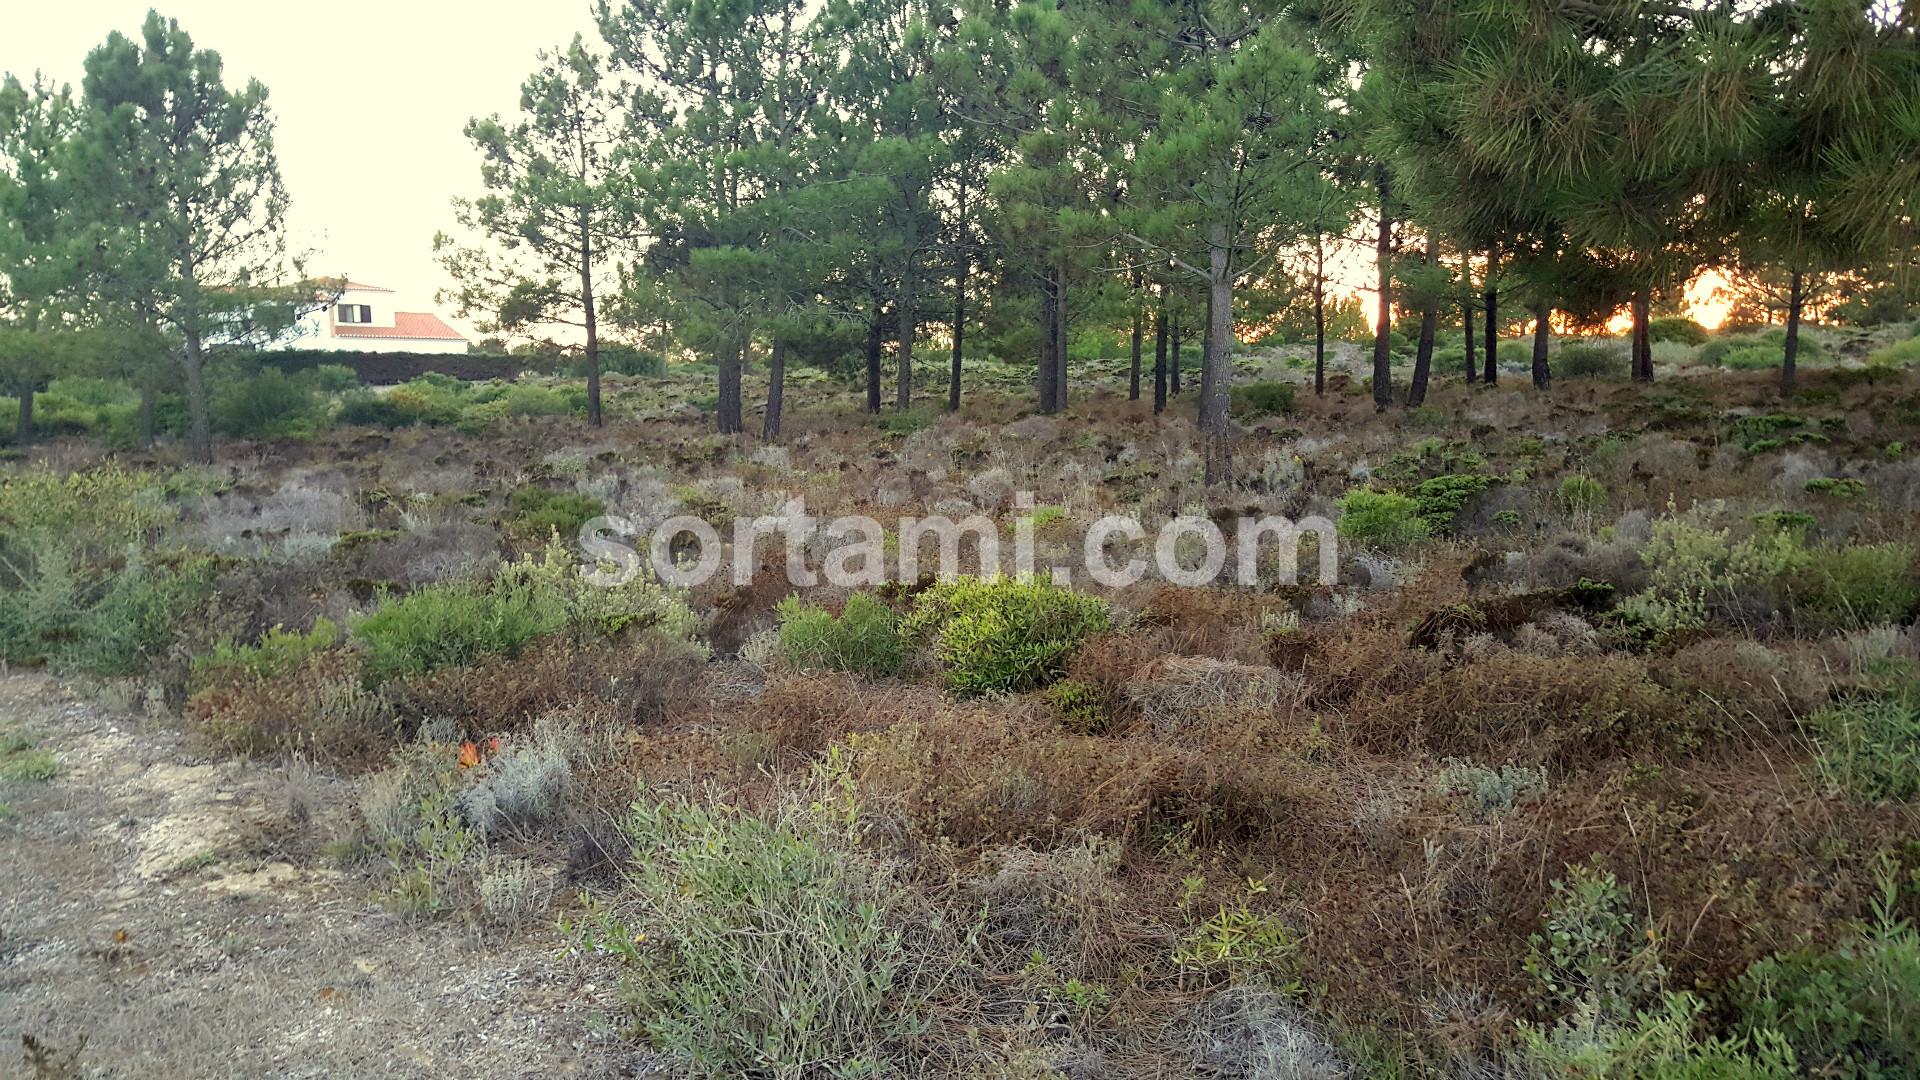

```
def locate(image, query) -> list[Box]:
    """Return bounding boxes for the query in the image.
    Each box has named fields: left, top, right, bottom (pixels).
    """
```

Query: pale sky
left=2, top=2, right=604, bottom=331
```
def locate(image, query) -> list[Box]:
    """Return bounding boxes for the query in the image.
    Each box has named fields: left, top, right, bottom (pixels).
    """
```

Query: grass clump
left=0, top=732, right=60, bottom=783
left=1432, top=759, right=1548, bottom=820
left=1808, top=695, right=1920, bottom=801
left=1336, top=488, right=1430, bottom=548
left=353, top=538, right=702, bottom=681
left=1041, top=678, right=1108, bottom=734
left=1230, top=381, right=1296, bottom=419
left=1730, top=868, right=1920, bottom=1077
left=1649, top=317, right=1710, bottom=345
left=1410, top=473, right=1494, bottom=535
left=191, top=618, right=338, bottom=692
left=574, top=781, right=920, bottom=1079
left=505, top=487, right=605, bottom=542
left=904, top=576, right=1110, bottom=695
left=1557, top=343, right=1629, bottom=379
left=775, top=592, right=905, bottom=677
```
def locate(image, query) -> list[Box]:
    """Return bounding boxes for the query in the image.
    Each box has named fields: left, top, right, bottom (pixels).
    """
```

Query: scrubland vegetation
left=6, top=328, right=1920, bottom=1077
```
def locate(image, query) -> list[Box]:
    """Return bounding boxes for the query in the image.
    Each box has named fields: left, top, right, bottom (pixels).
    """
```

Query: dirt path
left=0, top=673, right=642, bottom=1079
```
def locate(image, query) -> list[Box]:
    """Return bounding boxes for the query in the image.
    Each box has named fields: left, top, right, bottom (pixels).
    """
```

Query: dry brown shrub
left=1118, top=583, right=1284, bottom=664
left=1653, top=637, right=1834, bottom=730
left=186, top=649, right=395, bottom=765
left=1125, top=656, right=1303, bottom=733
left=749, top=672, right=948, bottom=760
left=391, top=635, right=706, bottom=737
left=1346, top=647, right=1703, bottom=767
left=695, top=554, right=802, bottom=654
left=842, top=701, right=1324, bottom=854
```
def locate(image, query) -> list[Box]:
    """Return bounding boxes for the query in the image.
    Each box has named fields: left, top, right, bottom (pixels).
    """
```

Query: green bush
left=1648, top=317, right=1709, bottom=345
left=903, top=576, right=1110, bottom=696
left=352, top=539, right=702, bottom=681
left=775, top=593, right=905, bottom=677
left=191, top=618, right=339, bottom=692
left=1556, top=343, right=1628, bottom=379
left=580, top=344, right=666, bottom=377
left=505, top=487, right=605, bottom=542
left=1231, top=381, right=1296, bottom=419
left=575, top=788, right=920, bottom=1078
left=1867, top=336, right=1920, bottom=367
left=352, top=581, right=553, bottom=682
left=1525, top=863, right=1667, bottom=1025
left=1730, top=870, right=1920, bottom=1077
left=1411, top=473, right=1494, bottom=534
left=1337, top=488, right=1431, bottom=548
left=302, top=364, right=362, bottom=394
left=0, top=468, right=210, bottom=675
left=1042, top=679, right=1107, bottom=734
left=1797, top=543, right=1920, bottom=625
left=1808, top=696, right=1920, bottom=801
left=211, top=369, right=323, bottom=438
left=1559, top=474, right=1609, bottom=517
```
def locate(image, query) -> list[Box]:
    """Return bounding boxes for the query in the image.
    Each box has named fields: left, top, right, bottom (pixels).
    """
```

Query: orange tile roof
left=333, top=311, right=468, bottom=341
left=342, top=281, right=395, bottom=293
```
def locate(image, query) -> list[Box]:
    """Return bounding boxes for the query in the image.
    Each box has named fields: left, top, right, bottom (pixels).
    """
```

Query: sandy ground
left=0, top=673, right=646, bottom=1079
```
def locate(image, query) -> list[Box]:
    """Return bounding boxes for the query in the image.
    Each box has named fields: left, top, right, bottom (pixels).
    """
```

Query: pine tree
left=439, top=36, right=642, bottom=428
left=81, top=12, right=309, bottom=463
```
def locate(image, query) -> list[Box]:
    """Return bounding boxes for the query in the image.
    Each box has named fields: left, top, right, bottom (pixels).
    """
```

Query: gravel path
left=0, top=673, right=641, bottom=1079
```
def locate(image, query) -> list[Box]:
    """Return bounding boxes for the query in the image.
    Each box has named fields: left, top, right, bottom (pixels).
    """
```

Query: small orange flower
left=457, top=741, right=481, bottom=768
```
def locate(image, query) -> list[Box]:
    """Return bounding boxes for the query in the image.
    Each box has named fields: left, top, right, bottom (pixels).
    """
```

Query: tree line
left=5, top=4, right=1917, bottom=471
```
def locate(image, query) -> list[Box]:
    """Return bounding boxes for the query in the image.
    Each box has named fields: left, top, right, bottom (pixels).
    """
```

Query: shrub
left=1231, top=381, right=1296, bottom=419
left=574, top=786, right=920, bottom=1078
left=1808, top=696, right=1920, bottom=801
left=352, top=539, right=701, bottom=682
left=1521, top=991, right=1798, bottom=1079
left=1730, top=869, right=1920, bottom=1077
left=191, top=618, right=339, bottom=692
left=1042, top=678, right=1107, bottom=734
left=903, top=576, right=1111, bottom=695
left=0, top=733, right=60, bottom=782
left=211, top=369, right=322, bottom=438
left=1560, top=474, right=1609, bottom=517
left=775, top=593, right=905, bottom=677
left=353, top=582, right=554, bottom=682
left=189, top=648, right=393, bottom=761
left=1410, top=473, right=1494, bottom=534
left=456, top=718, right=584, bottom=836
left=1557, top=343, right=1629, bottom=379
left=1336, top=488, right=1431, bottom=548
left=1867, top=336, right=1920, bottom=367
left=1431, top=759, right=1548, bottom=819
left=301, top=364, right=362, bottom=393
left=1525, top=863, right=1667, bottom=1025
left=1648, top=317, right=1709, bottom=345
left=505, top=487, right=604, bottom=542
left=1796, top=543, right=1920, bottom=626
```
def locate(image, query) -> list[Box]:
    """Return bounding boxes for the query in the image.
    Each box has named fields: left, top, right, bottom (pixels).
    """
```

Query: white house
left=294, top=282, right=470, bottom=354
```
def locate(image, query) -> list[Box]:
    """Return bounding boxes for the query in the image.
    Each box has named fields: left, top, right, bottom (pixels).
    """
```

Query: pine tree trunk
left=717, top=337, right=744, bottom=434
left=1631, top=288, right=1653, bottom=383
left=1782, top=270, right=1803, bottom=398
left=139, top=375, right=156, bottom=447
left=1482, top=248, right=1498, bottom=386
left=184, top=328, right=212, bottom=464
left=763, top=339, right=785, bottom=440
left=15, top=387, right=32, bottom=445
left=949, top=251, right=966, bottom=413
left=1171, top=316, right=1182, bottom=395
left=865, top=300, right=883, bottom=414
left=1038, top=278, right=1059, bottom=415
left=1200, top=223, right=1234, bottom=484
left=580, top=209, right=603, bottom=427
left=1531, top=302, right=1552, bottom=389
left=1370, top=172, right=1394, bottom=413
left=1128, top=268, right=1143, bottom=401
left=897, top=253, right=916, bottom=410
left=1313, top=234, right=1327, bottom=397
left=1408, top=250, right=1436, bottom=407
left=1153, top=285, right=1168, bottom=415
left=1463, top=296, right=1478, bottom=383
left=1051, top=264, right=1070, bottom=412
